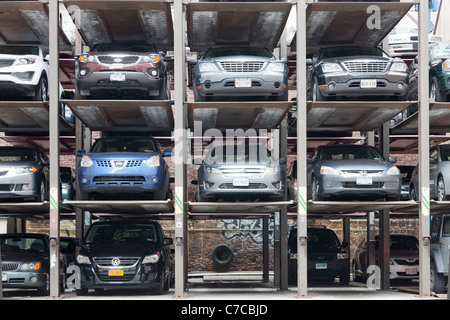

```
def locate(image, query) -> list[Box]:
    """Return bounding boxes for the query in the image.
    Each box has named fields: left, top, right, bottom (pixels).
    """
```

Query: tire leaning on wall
left=211, top=244, right=234, bottom=271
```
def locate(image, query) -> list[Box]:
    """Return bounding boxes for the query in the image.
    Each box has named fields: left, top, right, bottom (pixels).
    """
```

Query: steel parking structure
left=0, top=0, right=439, bottom=300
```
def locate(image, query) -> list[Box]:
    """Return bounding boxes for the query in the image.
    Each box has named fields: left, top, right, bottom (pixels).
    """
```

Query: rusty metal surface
left=188, top=201, right=292, bottom=214
left=61, top=0, right=173, bottom=50
left=187, top=101, right=291, bottom=132
left=64, top=99, right=174, bottom=133
left=0, top=1, right=71, bottom=47
left=1, top=135, right=76, bottom=155
left=187, top=2, right=292, bottom=52
left=387, top=135, right=450, bottom=155
left=392, top=102, right=450, bottom=134
left=63, top=200, right=174, bottom=214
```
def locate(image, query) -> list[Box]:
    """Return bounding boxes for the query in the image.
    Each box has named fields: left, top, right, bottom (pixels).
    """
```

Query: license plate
left=235, top=79, right=251, bottom=88
left=405, top=268, right=418, bottom=275
left=108, top=269, right=124, bottom=277
left=356, top=176, right=372, bottom=185
left=233, top=177, right=249, bottom=187
left=1, top=273, right=6, bottom=281
left=316, top=263, right=327, bottom=270
left=110, top=73, right=126, bottom=82
left=360, top=79, right=377, bottom=89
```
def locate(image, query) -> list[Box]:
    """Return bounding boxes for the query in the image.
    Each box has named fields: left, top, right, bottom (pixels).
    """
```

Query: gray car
left=307, top=45, right=409, bottom=101
left=0, top=146, right=49, bottom=202
left=409, top=144, right=450, bottom=201
left=190, top=46, right=288, bottom=101
left=194, top=143, right=286, bottom=201
left=307, top=145, right=401, bottom=201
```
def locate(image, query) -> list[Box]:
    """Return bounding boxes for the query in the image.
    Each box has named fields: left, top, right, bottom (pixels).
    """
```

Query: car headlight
left=266, top=63, right=285, bottom=72
left=142, top=252, right=160, bottom=264
left=79, top=55, right=96, bottom=63
left=76, top=254, right=91, bottom=265
left=390, top=61, right=408, bottom=72
left=80, top=155, right=93, bottom=167
left=15, top=166, right=38, bottom=174
left=444, top=59, right=450, bottom=72
left=13, top=58, right=36, bottom=66
left=386, top=166, right=400, bottom=175
left=199, top=62, right=218, bottom=72
left=320, top=166, right=339, bottom=175
left=321, top=63, right=343, bottom=73
left=20, top=262, right=41, bottom=270
left=265, top=166, right=280, bottom=174
left=205, top=166, right=221, bottom=174
left=337, top=253, right=348, bottom=260
left=142, top=55, right=161, bottom=63
left=146, top=155, right=161, bottom=167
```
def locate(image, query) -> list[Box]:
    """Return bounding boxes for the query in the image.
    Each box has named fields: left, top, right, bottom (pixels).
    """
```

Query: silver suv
left=430, top=213, right=450, bottom=293
left=194, top=143, right=286, bottom=201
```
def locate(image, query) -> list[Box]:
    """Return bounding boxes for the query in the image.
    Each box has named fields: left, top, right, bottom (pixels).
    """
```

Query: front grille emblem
left=111, top=258, right=120, bottom=266
left=114, top=160, right=125, bottom=168
left=360, top=171, right=367, bottom=176
left=113, top=57, right=123, bottom=63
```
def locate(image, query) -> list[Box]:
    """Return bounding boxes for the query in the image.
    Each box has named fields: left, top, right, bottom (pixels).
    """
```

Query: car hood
left=0, top=54, right=39, bottom=60
left=390, top=250, right=419, bottom=260
left=320, top=56, right=391, bottom=64
left=0, top=161, right=38, bottom=169
left=87, top=152, right=159, bottom=159
left=1, top=251, right=48, bottom=263
left=80, top=243, right=160, bottom=258
left=202, top=55, right=274, bottom=63
left=318, top=159, right=393, bottom=171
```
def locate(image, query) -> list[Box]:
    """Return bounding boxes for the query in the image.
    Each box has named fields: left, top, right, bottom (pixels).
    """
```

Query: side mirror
left=306, top=58, right=314, bottom=66
left=188, top=58, right=198, bottom=66
left=191, top=180, right=198, bottom=185
left=44, top=54, right=50, bottom=62
left=278, top=158, right=286, bottom=165
left=76, top=150, right=86, bottom=157
left=163, top=149, right=172, bottom=157
left=164, top=238, right=173, bottom=246
left=169, top=177, right=175, bottom=184
left=388, top=157, right=397, bottom=164
left=307, top=157, right=314, bottom=164
left=193, top=158, right=202, bottom=165
left=430, top=157, right=437, bottom=164
left=281, top=58, right=288, bottom=63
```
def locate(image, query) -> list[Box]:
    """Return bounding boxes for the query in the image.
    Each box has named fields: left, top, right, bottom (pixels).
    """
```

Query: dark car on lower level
left=74, top=220, right=173, bottom=295
left=1, top=233, right=66, bottom=295
left=288, top=226, right=350, bottom=285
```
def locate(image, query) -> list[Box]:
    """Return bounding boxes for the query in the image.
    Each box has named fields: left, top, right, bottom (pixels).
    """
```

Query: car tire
left=339, top=272, right=350, bottom=286
left=437, top=176, right=450, bottom=201
left=75, top=288, right=88, bottom=296
left=311, top=177, right=323, bottom=201
left=430, top=261, right=447, bottom=294
left=409, top=184, right=417, bottom=201
left=193, top=86, right=206, bottom=102
left=312, top=78, right=325, bottom=102
left=211, top=244, right=234, bottom=267
left=38, top=274, right=50, bottom=296
left=35, top=179, right=46, bottom=202
left=32, top=76, right=48, bottom=102
left=430, top=76, right=445, bottom=102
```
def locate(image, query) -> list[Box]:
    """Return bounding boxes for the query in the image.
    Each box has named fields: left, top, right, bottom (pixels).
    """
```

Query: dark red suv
left=75, top=43, right=170, bottom=100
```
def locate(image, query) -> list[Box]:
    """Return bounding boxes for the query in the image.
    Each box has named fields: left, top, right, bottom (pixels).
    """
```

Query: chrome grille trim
left=0, top=60, right=14, bottom=68
left=97, top=55, right=140, bottom=65
left=93, top=257, right=140, bottom=268
left=219, top=61, right=264, bottom=72
left=342, top=61, right=388, bottom=73
left=1, top=262, right=20, bottom=271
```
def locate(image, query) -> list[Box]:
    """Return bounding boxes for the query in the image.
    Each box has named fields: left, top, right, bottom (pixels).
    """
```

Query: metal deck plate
left=387, top=135, right=450, bottom=155
left=188, top=201, right=293, bottom=214
left=187, top=2, right=292, bottom=52
left=306, top=101, right=410, bottom=133
left=0, top=1, right=72, bottom=48
left=64, top=99, right=174, bottom=133
left=392, top=102, right=450, bottom=134
left=61, top=0, right=173, bottom=50
left=0, top=101, right=73, bottom=133
left=0, top=202, right=72, bottom=215
left=306, top=200, right=417, bottom=215
left=187, top=101, right=291, bottom=132
left=63, top=200, right=174, bottom=214
left=291, top=1, right=415, bottom=55
left=1, top=135, right=76, bottom=155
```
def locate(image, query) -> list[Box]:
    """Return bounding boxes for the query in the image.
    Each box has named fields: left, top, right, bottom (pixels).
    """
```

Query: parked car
left=194, top=143, right=286, bottom=201
left=306, top=45, right=409, bottom=101
left=307, top=144, right=401, bottom=201
left=75, top=43, right=170, bottom=100
left=77, top=136, right=172, bottom=200
left=286, top=159, right=298, bottom=209
left=60, top=166, right=75, bottom=201
left=408, top=42, right=450, bottom=103
left=389, top=26, right=443, bottom=59
left=430, top=213, right=450, bottom=293
left=409, top=144, right=450, bottom=201
left=190, top=46, right=288, bottom=101
left=288, top=226, right=350, bottom=285
left=74, top=220, right=173, bottom=295
left=352, top=234, right=419, bottom=282
left=0, top=45, right=49, bottom=101
left=0, top=233, right=66, bottom=295
left=398, top=165, right=415, bottom=201
left=0, top=146, right=49, bottom=202
left=60, top=237, right=80, bottom=266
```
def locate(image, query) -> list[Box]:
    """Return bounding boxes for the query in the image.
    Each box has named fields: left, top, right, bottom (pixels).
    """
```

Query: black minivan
left=74, top=220, right=173, bottom=295
left=288, top=226, right=350, bottom=285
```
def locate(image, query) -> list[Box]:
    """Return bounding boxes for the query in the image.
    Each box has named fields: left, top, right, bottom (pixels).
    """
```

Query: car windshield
left=85, top=223, right=159, bottom=244
left=91, top=138, right=158, bottom=153
left=0, top=46, right=39, bottom=55
left=203, top=47, right=274, bottom=59
left=289, top=228, right=341, bottom=252
left=0, top=236, right=46, bottom=253
left=0, top=148, right=38, bottom=162
left=318, top=146, right=384, bottom=161
left=90, top=43, right=158, bottom=53
left=318, top=46, right=388, bottom=59
left=204, top=144, right=273, bottom=164
left=390, top=27, right=418, bottom=35
left=440, top=146, right=450, bottom=161
left=375, top=236, right=419, bottom=251
left=60, top=168, right=72, bottom=182
left=431, top=43, right=450, bottom=59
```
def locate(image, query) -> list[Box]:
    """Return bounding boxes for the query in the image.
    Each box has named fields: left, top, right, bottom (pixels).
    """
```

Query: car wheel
left=430, top=261, right=447, bottom=294
left=193, top=86, right=205, bottom=102
left=437, top=177, right=449, bottom=201
left=32, top=76, right=48, bottom=101
left=409, top=184, right=417, bottom=201
left=352, top=262, right=362, bottom=282
left=430, top=76, right=445, bottom=102
left=38, top=274, right=50, bottom=296
left=312, top=78, right=325, bottom=102
left=35, top=180, right=46, bottom=202
left=75, top=288, right=88, bottom=296
left=339, top=272, right=350, bottom=286
left=311, top=177, right=323, bottom=201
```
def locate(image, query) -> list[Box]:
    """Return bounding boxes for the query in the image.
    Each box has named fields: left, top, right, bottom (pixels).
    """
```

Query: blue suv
left=77, top=136, right=172, bottom=200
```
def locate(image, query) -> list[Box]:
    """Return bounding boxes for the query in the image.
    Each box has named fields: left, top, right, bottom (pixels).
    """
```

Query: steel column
left=296, top=0, right=308, bottom=298
left=262, top=216, right=270, bottom=283
left=418, top=0, right=431, bottom=298
left=280, top=117, right=288, bottom=290
left=173, top=0, right=187, bottom=299
left=49, top=0, right=61, bottom=298
left=379, top=123, right=390, bottom=290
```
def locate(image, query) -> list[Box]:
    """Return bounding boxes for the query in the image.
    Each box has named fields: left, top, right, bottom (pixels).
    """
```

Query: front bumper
left=288, top=254, right=349, bottom=280
left=2, top=271, right=47, bottom=289
left=0, top=171, right=42, bottom=199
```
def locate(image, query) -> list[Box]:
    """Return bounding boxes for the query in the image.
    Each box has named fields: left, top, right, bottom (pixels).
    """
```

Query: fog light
left=398, top=83, right=404, bottom=89
left=328, top=82, right=336, bottom=90
left=80, top=69, right=86, bottom=76
left=21, top=184, right=29, bottom=191
left=152, top=177, right=158, bottom=183
left=30, top=276, right=37, bottom=283
left=82, top=178, right=87, bottom=183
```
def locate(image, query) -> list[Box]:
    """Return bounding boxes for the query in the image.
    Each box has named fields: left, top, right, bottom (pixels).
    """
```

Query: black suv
left=288, top=226, right=350, bottom=285
left=75, top=220, right=173, bottom=295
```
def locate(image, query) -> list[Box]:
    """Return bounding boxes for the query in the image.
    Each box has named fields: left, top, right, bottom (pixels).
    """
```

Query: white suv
left=0, top=45, right=49, bottom=101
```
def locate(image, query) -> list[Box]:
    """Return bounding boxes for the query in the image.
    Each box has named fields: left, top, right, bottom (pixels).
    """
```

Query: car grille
left=95, top=160, right=143, bottom=167
left=219, top=183, right=268, bottom=189
left=341, top=170, right=384, bottom=175
left=394, top=259, right=419, bottom=266
left=93, top=176, right=146, bottom=182
left=220, top=168, right=266, bottom=175
left=342, top=182, right=384, bottom=188
left=0, top=184, right=14, bottom=191
left=97, top=55, right=140, bottom=65
left=0, top=60, right=14, bottom=68
left=93, top=257, right=140, bottom=267
left=0, top=170, right=8, bottom=176
left=342, top=61, right=388, bottom=73
left=1, top=262, right=19, bottom=271
left=220, top=61, right=264, bottom=72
